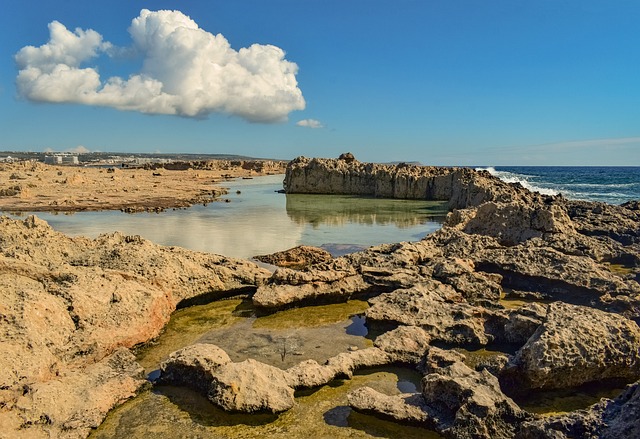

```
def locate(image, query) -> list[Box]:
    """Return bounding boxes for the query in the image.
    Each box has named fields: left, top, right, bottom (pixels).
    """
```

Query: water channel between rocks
left=93, top=299, right=438, bottom=438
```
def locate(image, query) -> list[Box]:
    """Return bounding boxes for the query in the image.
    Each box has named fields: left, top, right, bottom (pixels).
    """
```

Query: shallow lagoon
left=9, top=174, right=448, bottom=259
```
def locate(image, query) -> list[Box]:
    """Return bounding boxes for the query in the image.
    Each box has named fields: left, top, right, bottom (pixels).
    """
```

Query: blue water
left=476, top=166, right=640, bottom=205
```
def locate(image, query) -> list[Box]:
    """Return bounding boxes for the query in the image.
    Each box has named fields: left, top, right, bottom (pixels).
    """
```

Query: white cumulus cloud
left=296, top=118, right=324, bottom=128
left=15, top=9, right=305, bottom=122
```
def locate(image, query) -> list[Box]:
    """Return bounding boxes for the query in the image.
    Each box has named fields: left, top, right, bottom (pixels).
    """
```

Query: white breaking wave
left=476, top=167, right=559, bottom=196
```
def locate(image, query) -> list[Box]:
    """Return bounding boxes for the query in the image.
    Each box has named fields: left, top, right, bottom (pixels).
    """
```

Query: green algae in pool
left=136, top=299, right=371, bottom=374
left=252, top=300, right=369, bottom=330
left=607, top=263, right=635, bottom=276
left=197, top=302, right=373, bottom=369
left=454, top=347, right=510, bottom=371
left=90, top=367, right=441, bottom=439
left=135, top=299, right=246, bottom=375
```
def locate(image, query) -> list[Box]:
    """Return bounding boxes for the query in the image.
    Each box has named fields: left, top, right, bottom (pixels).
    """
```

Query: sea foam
left=476, top=167, right=559, bottom=196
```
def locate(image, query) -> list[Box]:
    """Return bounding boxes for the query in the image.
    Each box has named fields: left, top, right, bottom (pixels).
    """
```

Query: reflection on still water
left=5, top=175, right=447, bottom=259
left=286, top=193, right=447, bottom=228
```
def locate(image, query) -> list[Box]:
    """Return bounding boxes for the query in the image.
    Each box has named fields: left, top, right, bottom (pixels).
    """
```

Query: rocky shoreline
left=1, top=155, right=639, bottom=438
left=0, top=159, right=286, bottom=213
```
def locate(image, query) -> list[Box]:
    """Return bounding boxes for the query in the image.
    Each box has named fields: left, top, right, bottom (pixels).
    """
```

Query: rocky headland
left=1, top=154, right=639, bottom=438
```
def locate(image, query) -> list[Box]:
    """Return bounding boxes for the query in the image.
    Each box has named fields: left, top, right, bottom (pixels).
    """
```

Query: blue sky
left=1, top=0, right=638, bottom=165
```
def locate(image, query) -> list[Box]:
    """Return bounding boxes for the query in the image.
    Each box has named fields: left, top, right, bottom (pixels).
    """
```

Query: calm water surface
left=8, top=174, right=448, bottom=259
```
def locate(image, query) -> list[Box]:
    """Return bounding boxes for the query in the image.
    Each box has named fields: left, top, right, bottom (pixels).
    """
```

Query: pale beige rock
left=252, top=259, right=368, bottom=308
left=0, top=348, right=144, bottom=439
left=348, top=387, right=433, bottom=425
left=366, top=282, right=495, bottom=345
left=0, top=215, right=269, bottom=438
left=209, top=359, right=295, bottom=413
left=373, top=325, right=433, bottom=364
left=159, top=344, right=231, bottom=393
left=502, top=302, right=640, bottom=390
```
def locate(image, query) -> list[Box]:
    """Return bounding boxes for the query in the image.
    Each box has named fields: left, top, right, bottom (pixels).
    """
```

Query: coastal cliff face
left=283, top=155, right=534, bottom=209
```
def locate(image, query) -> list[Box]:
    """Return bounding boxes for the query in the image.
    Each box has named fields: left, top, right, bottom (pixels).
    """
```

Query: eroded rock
left=252, top=258, right=368, bottom=308
left=501, top=302, right=640, bottom=391
left=0, top=215, right=269, bottom=438
left=253, top=245, right=332, bottom=269
left=209, top=359, right=294, bottom=413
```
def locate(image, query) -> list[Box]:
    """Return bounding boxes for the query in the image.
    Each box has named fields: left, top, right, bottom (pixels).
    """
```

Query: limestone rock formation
left=158, top=344, right=231, bottom=392
left=349, top=361, right=530, bottom=439
left=0, top=348, right=145, bottom=439
left=373, top=325, right=433, bottom=364
left=421, top=362, right=531, bottom=439
left=501, top=302, right=640, bottom=391
left=252, top=258, right=368, bottom=308
left=365, top=283, right=498, bottom=345
left=209, top=359, right=295, bottom=413
left=0, top=215, right=270, bottom=438
left=283, top=155, right=535, bottom=209
left=253, top=245, right=332, bottom=269
left=347, top=387, right=434, bottom=426
left=446, top=199, right=574, bottom=245
left=158, top=343, right=390, bottom=413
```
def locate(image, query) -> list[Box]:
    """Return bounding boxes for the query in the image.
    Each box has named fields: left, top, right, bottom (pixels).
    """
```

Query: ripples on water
left=478, top=166, right=640, bottom=205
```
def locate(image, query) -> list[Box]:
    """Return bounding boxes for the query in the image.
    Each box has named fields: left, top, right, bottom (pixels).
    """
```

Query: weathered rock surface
left=347, top=387, right=434, bottom=425
left=0, top=215, right=270, bottom=438
left=158, top=343, right=391, bottom=413
left=0, top=348, right=145, bottom=439
left=446, top=199, right=575, bottom=245
left=253, top=245, right=332, bottom=269
left=158, top=344, right=231, bottom=393
left=209, top=359, right=295, bottom=413
left=421, top=362, right=531, bottom=438
left=349, top=360, right=530, bottom=439
left=252, top=258, right=368, bottom=308
left=501, top=302, right=640, bottom=391
left=365, top=282, right=499, bottom=345
left=373, top=325, right=433, bottom=364
left=283, top=155, right=531, bottom=209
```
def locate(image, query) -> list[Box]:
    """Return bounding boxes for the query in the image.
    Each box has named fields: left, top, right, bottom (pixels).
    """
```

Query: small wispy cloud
left=296, top=118, right=324, bottom=129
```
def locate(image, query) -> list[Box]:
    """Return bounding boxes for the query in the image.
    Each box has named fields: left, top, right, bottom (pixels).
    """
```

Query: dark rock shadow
left=153, top=385, right=278, bottom=427
left=323, top=405, right=442, bottom=438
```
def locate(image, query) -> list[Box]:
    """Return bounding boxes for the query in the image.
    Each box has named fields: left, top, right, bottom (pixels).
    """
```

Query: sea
left=478, top=166, right=640, bottom=206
